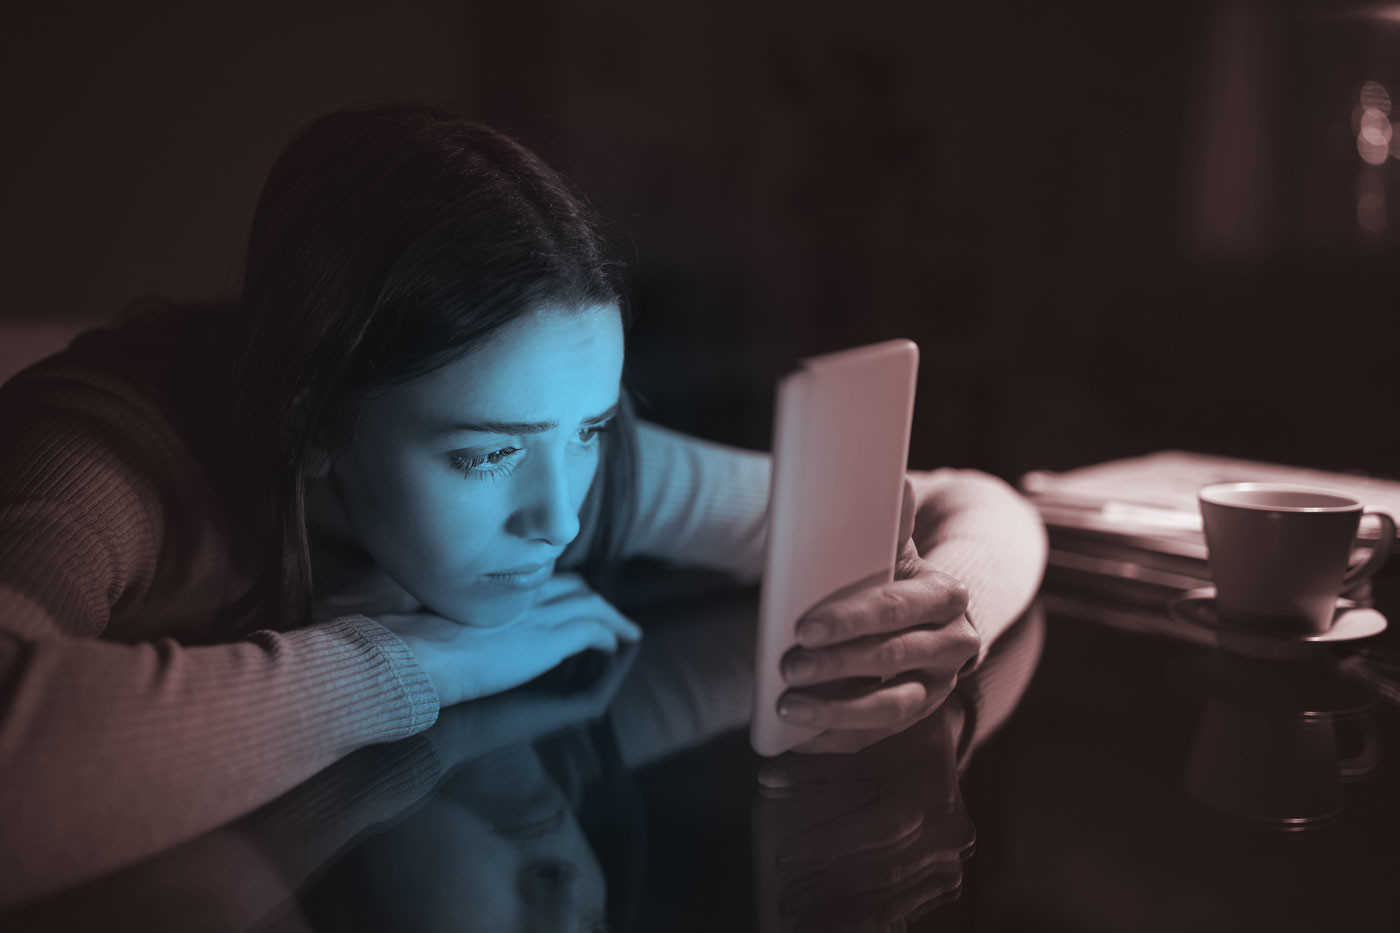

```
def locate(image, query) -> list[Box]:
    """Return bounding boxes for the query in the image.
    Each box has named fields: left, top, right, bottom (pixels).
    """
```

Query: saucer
left=1167, top=587, right=1388, bottom=646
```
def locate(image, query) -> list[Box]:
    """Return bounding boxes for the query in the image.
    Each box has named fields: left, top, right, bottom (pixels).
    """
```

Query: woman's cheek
left=567, top=446, right=602, bottom=511
left=414, top=474, right=505, bottom=568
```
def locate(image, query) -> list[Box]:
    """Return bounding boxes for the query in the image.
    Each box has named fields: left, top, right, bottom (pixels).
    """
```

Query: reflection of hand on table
left=777, top=480, right=982, bottom=753
left=423, top=639, right=639, bottom=772
left=753, top=698, right=974, bottom=932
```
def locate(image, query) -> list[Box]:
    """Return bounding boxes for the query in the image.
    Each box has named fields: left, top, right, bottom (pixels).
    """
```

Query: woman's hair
left=215, top=102, right=636, bottom=630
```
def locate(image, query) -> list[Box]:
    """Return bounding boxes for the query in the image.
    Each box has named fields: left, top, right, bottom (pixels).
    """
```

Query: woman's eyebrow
left=428, top=402, right=619, bottom=437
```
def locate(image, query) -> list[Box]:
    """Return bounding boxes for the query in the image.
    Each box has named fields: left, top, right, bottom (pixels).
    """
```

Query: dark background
left=3, top=0, right=1398, bottom=483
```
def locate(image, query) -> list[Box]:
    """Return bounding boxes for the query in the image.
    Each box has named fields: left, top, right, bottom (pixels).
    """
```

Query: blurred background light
left=1355, top=83, right=1393, bottom=164
left=1360, top=80, right=1392, bottom=113
left=1359, top=108, right=1392, bottom=146
left=1357, top=133, right=1389, bottom=164
left=1357, top=171, right=1388, bottom=233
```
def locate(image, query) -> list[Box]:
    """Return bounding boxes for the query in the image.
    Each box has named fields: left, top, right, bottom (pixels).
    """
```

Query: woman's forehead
left=384, top=305, right=624, bottom=423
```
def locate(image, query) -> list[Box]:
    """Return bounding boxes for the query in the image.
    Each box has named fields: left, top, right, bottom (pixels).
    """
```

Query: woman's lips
left=481, top=560, right=555, bottom=590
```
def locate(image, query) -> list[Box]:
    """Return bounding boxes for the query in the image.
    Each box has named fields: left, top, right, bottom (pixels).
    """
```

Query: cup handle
left=1338, top=716, right=1381, bottom=781
left=1342, top=511, right=1396, bottom=588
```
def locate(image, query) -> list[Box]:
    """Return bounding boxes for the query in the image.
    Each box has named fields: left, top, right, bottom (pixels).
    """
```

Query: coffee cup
left=1197, top=482, right=1395, bottom=634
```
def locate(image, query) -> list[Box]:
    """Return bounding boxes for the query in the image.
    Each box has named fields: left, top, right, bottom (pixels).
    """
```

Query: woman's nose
left=509, top=451, right=580, bottom=547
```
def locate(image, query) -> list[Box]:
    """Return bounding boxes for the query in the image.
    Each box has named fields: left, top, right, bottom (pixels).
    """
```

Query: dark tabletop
left=7, top=571, right=1399, bottom=932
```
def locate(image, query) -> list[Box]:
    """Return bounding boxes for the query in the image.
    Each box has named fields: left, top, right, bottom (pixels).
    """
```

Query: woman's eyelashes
left=576, top=418, right=613, bottom=445
left=448, top=419, right=613, bottom=480
left=449, top=446, right=523, bottom=481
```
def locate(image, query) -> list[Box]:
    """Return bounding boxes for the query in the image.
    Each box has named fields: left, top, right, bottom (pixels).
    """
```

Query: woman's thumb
left=899, top=476, right=916, bottom=544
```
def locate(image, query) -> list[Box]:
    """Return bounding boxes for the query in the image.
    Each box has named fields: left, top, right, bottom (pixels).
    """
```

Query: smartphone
left=750, top=339, right=919, bottom=757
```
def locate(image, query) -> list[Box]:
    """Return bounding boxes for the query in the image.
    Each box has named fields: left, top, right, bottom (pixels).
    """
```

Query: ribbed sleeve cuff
left=315, top=615, right=441, bottom=740
left=910, top=469, right=1048, bottom=664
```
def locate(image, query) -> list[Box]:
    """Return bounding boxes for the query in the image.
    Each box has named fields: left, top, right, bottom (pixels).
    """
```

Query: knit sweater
left=0, top=331, right=1046, bottom=907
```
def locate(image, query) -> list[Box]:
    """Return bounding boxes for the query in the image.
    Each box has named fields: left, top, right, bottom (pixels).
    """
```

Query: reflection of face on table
left=318, top=744, right=608, bottom=933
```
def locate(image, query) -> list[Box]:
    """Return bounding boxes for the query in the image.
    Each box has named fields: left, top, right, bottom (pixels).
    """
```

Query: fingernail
left=796, top=619, right=829, bottom=646
left=784, top=654, right=817, bottom=684
left=779, top=697, right=818, bottom=725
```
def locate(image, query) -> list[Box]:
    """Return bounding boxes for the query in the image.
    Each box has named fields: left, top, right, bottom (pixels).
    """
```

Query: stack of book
left=1019, top=450, right=1400, bottom=644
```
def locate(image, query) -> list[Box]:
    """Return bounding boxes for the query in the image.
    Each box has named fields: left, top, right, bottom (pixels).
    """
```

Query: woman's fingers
left=526, top=579, right=643, bottom=643
left=794, top=570, right=969, bottom=649
left=601, top=610, right=643, bottom=643
left=376, top=584, right=638, bottom=705
left=549, top=616, right=622, bottom=657
left=776, top=799, right=924, bottom=877
left=785, top=860, right=964, bottom=932
left=549, top=594, right=641, bottom=642
left=790, top=727, right=919, bottom=755
left=777, top=679, right=937, bottom=732
left=783, top=618, right=978, bottom=687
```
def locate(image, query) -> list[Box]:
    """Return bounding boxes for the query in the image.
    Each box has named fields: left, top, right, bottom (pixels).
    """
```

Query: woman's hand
left=375, top=573, right=641, bottom=708
left=777, top=480, right=981, bottom=753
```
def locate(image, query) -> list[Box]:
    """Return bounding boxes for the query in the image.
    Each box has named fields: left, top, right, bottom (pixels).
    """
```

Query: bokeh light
left=1361, top=80, right=1392, bottom=115
left=1360, top=109, right=1392, bottom=146
left=1357, top=133, right=1390, bottom=165
left=1354, top=82, right=1393, bottom=164
left=1357, top=172, right=1387, bottom=235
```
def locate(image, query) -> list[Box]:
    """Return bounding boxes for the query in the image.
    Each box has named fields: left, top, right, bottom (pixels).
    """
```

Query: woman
left=0, top=103, right=1046, bottom=906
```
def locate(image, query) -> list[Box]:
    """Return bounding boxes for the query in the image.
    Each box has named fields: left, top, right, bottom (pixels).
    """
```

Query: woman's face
left=326, top=304, right=625, bottom=626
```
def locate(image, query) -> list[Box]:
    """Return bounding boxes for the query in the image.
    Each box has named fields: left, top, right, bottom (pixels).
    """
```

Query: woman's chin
left=431, top=588, right=540, bottom=628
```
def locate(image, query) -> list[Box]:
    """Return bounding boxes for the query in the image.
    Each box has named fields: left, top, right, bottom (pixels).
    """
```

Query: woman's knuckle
left=877, top=589, right=907, bottom=629
left=878, top=638, right=910, bottom=671
left=946, top=578, right=971, bottom=613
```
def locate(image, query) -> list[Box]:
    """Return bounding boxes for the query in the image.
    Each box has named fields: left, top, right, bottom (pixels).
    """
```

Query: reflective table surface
left=7, top=573, right=1400, bottom=932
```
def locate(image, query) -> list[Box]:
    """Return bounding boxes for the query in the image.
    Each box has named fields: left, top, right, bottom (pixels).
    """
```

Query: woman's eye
left=449, top=446, right=522, bottom=479
left=578, top=420, right=614, bottom=445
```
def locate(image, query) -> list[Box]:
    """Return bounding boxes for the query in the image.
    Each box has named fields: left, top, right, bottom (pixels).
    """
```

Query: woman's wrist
left=334, top=615, right=444, bottom=721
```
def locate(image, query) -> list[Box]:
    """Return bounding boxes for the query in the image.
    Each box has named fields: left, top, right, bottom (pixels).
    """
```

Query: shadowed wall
left=3, top=0, right=1396, bottom=482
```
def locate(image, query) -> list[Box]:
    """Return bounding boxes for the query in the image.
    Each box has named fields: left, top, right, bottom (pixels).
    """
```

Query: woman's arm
left=906, top=468, right=1048, bottom=660
left=0, top=368, right=439, bottom=908
left=626, top=420, right=1046, bottom=657
left=626, top=420, right=770, bottom=578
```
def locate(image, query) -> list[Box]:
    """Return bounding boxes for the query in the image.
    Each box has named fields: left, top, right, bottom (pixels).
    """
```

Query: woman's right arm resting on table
left=0, top=371, right=439, bottom=908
